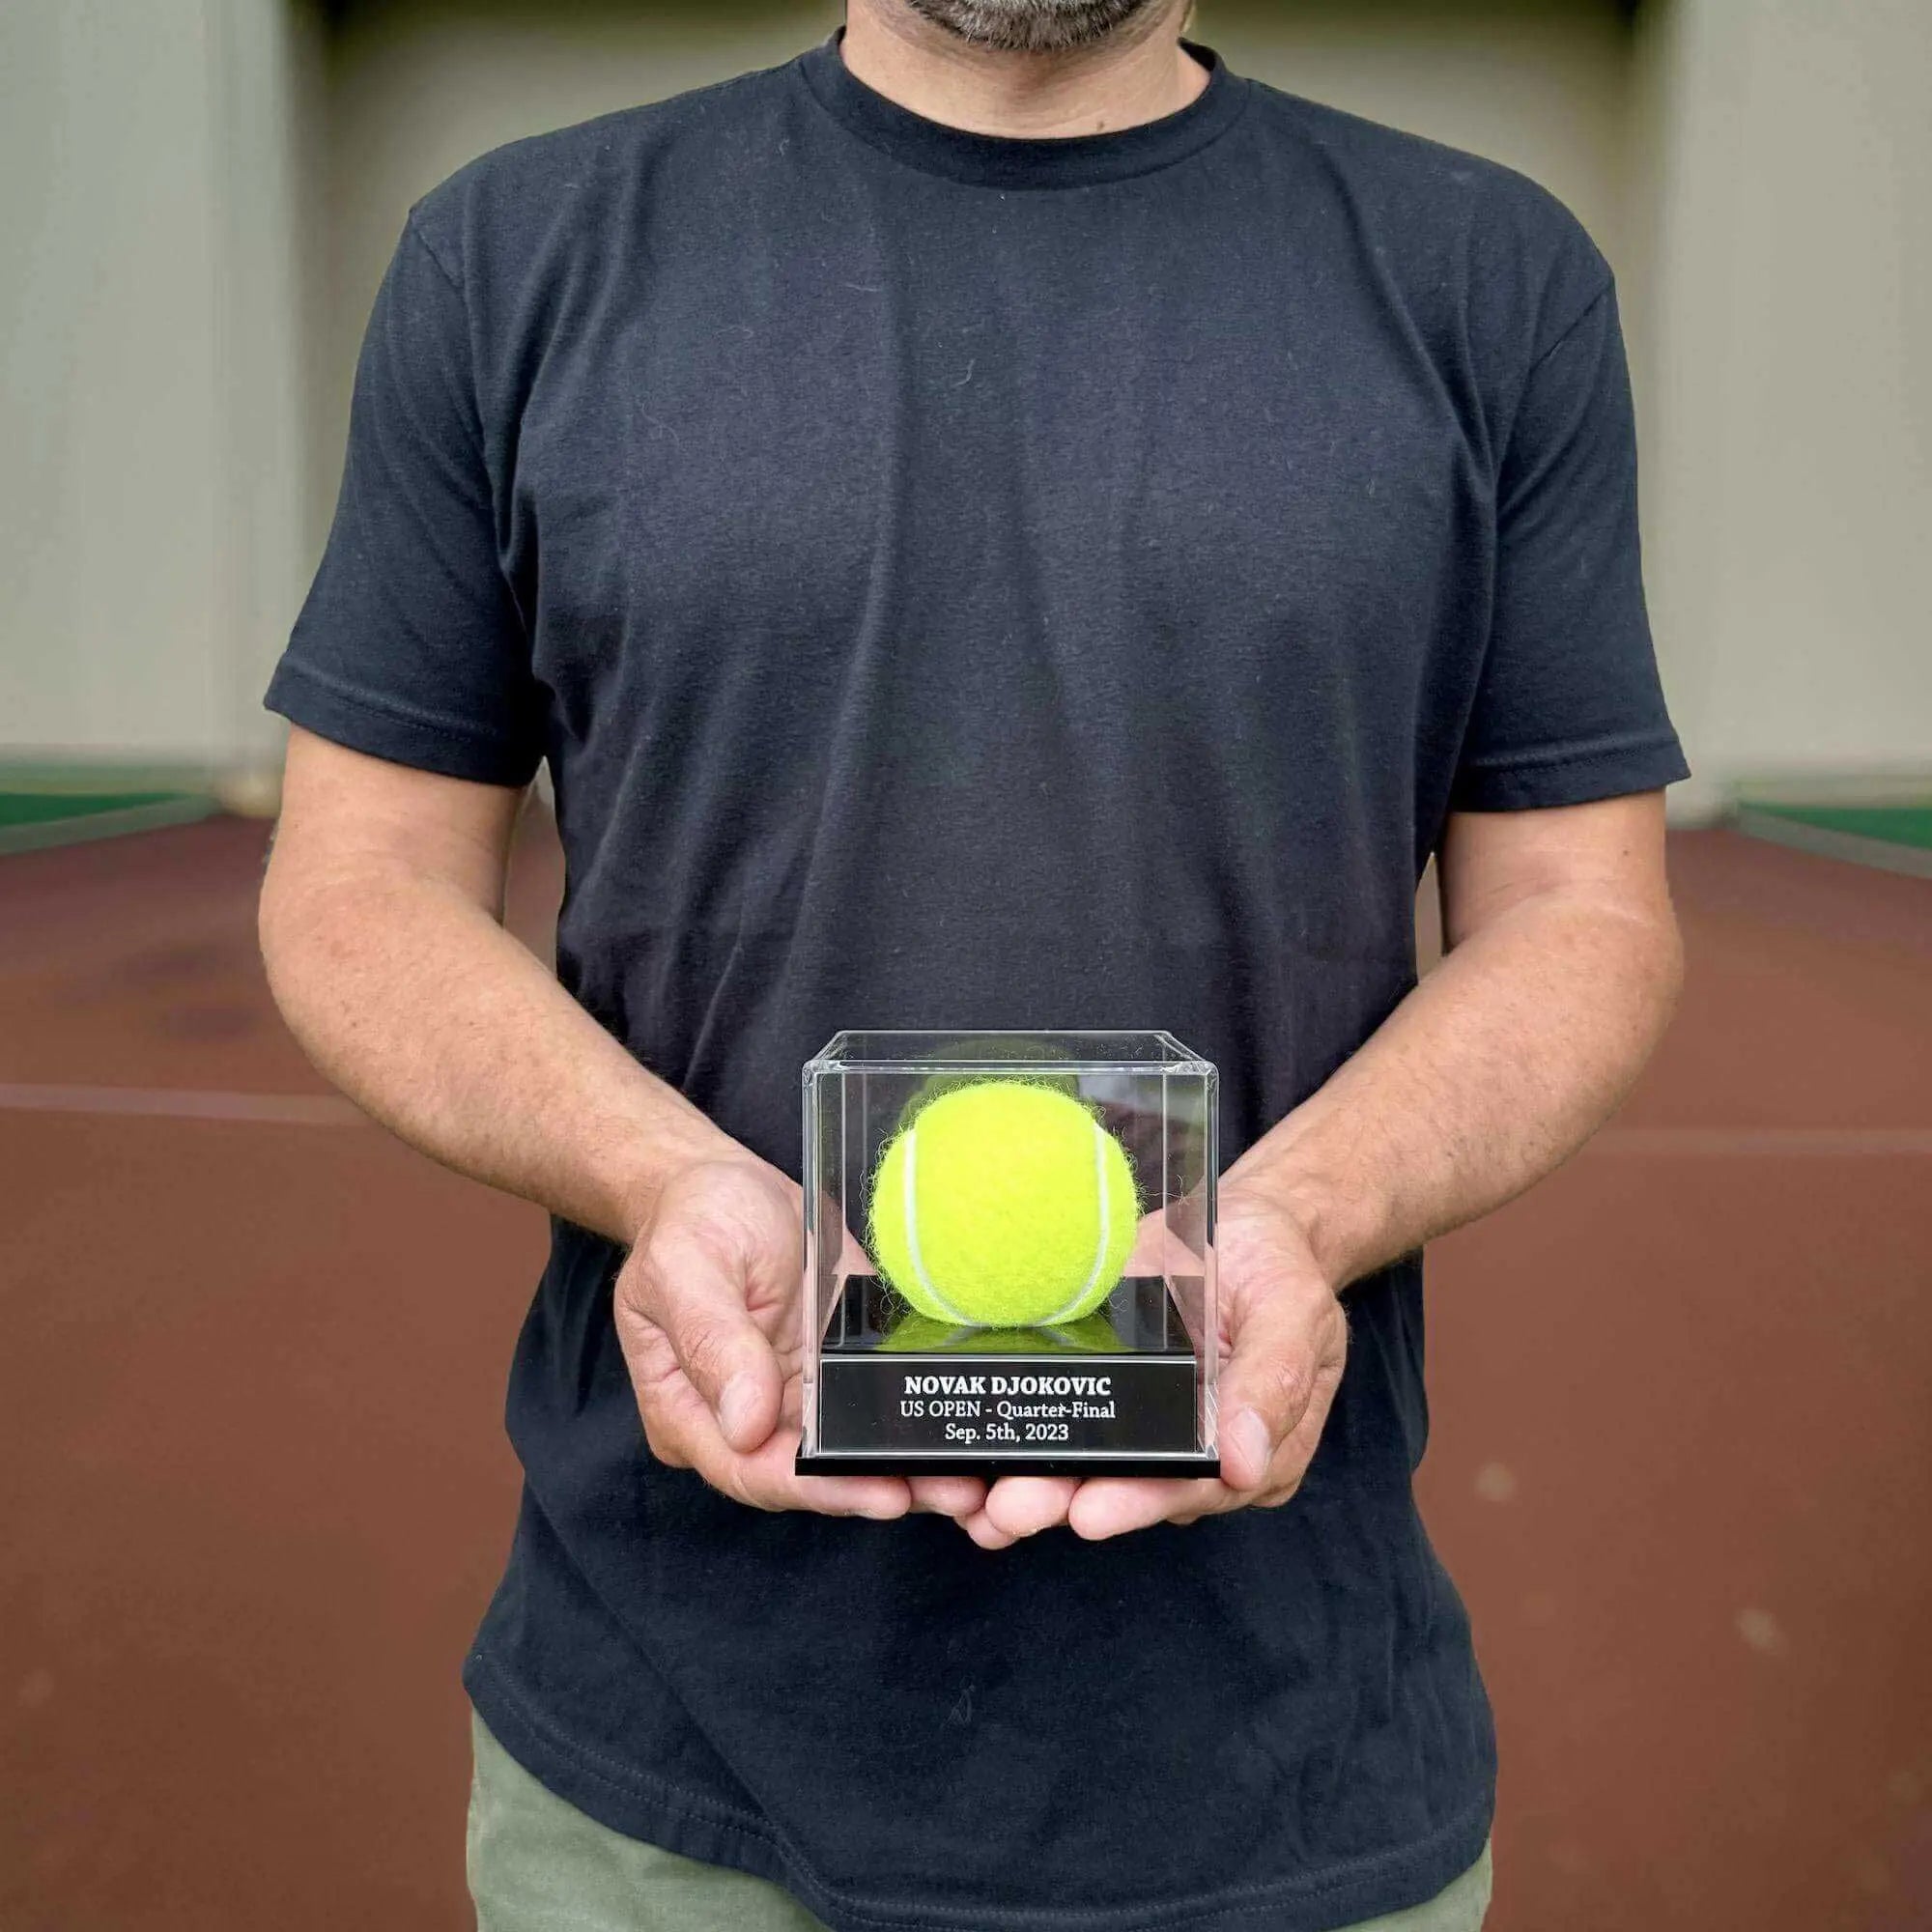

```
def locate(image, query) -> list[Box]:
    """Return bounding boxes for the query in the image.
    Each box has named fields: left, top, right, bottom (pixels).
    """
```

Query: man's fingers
left=781, top=1470, right=912, bottom=1520
left=1067, top=1477, right=1229, bottom=1540
left=1218, top=1351, right=1313, bottom=1491
left=1216, top=1284, right=1345, bottom=1492
left=1217, top=1404, right=1277, bottom=1492
left=908, top=1474, right=987, bottom=1518
left=725, top=1429, right=911, bottom=1520
left=651, top=1397, right=911, bottom=1520
left=959, top=1509, right=1022, bottom=1550
left=980, top=1475, right=1079, bottom=1541
left=626, top=1234, right=784, bottom=1452
left=952, top=1476, right=1076, bottom=1549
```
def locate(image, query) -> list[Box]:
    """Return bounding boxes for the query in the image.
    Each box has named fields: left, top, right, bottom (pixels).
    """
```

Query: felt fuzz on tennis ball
left=867, top=1080, right=1138, bottom=1328
left=895, top=1037, right=1080, bottom=1128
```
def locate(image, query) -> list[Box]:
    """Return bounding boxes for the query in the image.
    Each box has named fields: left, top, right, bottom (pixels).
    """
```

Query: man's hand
left=263, top=732, right=985, bottom=1527
left=953, top=793, right=1680, bottom=1549
left=615, top=1156, right=985, bottom=1522
left=957, top=1183, right=1348, bottom=1548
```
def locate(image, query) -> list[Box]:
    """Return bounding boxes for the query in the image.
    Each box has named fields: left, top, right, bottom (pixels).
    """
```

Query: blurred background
left=3, top=1, right=1927, bottom=1927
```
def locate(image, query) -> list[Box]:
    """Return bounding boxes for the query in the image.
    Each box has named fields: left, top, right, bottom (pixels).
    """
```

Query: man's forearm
left=260, top=854, right=741, bottom=1245
left=1227, top=886, right=1683, bottom=1288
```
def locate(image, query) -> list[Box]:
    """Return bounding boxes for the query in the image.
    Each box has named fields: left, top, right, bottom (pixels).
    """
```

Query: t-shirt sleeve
left=265, top=213, right=547, bottom=786
left=1452, top=278, right=1690, bottom=810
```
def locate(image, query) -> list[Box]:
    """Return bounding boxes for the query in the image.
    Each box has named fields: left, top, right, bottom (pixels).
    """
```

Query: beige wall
left=1208, top=1, right=1638, bottom=274
left=0, top=0, right=310, bottom=766
left=8, top=1, right=1927, bottom=794
left=2, top=1, right=222, bottom=758
left=1634, top=0, right=1932, bottom=801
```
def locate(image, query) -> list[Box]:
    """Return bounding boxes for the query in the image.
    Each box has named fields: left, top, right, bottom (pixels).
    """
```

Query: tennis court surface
left=5, top=815, right=1928, bottom=1930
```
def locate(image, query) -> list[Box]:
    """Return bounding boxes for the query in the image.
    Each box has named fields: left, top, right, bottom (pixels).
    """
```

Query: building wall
left=1634, top=0, right=1932, bottom=797
left=2, top=1, right=225, bottom=759
left=0, top=0, right=309, bottom=766
left=5, top=0, right=1926, bottom=793
left=1208, top=1, right=1638, bottom=271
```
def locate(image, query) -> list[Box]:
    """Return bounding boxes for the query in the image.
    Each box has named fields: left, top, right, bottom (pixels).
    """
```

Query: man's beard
left=898, top=0, right=1175, bottom=56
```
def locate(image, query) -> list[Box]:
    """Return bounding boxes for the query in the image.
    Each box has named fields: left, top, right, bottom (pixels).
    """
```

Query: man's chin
left=897, top=0, right=1173, bottom=57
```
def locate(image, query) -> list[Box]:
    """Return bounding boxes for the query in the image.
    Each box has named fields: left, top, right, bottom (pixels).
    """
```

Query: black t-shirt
left=269, top=38, right=1685, bottom=1932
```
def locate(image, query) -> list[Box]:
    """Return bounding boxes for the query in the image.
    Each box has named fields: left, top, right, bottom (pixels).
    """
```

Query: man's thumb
left=638, top=1228, right=783, bottom=1451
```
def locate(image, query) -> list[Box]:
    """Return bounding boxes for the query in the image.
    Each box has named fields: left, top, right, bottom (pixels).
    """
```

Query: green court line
left=0, top=780, right=220, bottom=856
left=1743, top=803, right=1932, bottom=852
left=0, top=790, right=201, bottom=830
left=1735, top=800, right=1932, bottom=881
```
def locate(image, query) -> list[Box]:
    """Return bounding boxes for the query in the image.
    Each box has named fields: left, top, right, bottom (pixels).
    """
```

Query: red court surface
left=4, top=817, right=1929, bottom=1930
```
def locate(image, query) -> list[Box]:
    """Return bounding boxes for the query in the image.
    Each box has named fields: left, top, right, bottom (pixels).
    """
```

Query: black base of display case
left=798, top=1276, right=1216, bottom=1476
left=796, top=1451, right=1222, bottom=1478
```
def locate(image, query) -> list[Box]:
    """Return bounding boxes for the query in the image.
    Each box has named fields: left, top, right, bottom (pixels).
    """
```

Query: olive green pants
left=469, top=1712, right=1492, bottom=1932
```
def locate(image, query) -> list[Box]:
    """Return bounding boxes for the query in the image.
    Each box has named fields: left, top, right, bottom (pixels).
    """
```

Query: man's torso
left=270, top=41, right=1681, bottom=1928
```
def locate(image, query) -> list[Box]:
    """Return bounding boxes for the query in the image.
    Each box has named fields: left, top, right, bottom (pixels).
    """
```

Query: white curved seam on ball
left=901, top=1124, right=972, bottom=1325
left=1040, top=1119, right=1114, bottom=1326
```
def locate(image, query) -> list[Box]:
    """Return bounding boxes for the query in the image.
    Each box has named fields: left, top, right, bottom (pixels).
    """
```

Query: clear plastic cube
left=798, top=1031, right=1218, bottom=1475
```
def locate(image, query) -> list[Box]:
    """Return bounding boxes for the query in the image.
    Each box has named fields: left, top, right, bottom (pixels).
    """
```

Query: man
left=259, top=0, right=1686, bottom=1926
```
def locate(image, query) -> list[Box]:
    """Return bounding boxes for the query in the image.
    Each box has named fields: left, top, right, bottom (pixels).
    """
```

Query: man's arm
left=964, top=790, right=1682, bottom=1547
left=1232, top=787, right=1683, bottom=1283
left=260, top=727, right=977, bottom=1522
left=261, top=730, right=730, bottom=1242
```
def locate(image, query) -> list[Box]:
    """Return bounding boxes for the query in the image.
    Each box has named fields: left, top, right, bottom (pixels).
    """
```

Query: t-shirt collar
left=795, top=31, right=1247, bottom=189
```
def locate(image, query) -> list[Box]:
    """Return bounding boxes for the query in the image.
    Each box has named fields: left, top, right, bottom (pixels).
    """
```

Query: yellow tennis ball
left=895, top=1037, right=1080, bottom=1128
left=868, top=1081, right=1139, bottom=1328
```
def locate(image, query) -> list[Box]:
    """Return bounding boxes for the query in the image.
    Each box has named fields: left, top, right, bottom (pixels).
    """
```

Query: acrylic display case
left=797, top=1031, right=1219, bottom=1477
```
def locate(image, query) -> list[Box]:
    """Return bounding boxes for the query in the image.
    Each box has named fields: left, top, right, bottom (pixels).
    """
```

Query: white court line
left=0, top=1087, right=1924, bottom=1154
left=0, top=1083, right=364, bottom=1125
left=1590, top=1126, right=1932, bottom=1157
